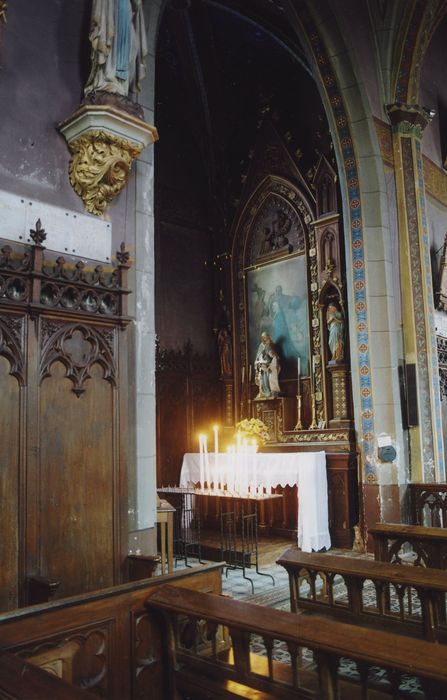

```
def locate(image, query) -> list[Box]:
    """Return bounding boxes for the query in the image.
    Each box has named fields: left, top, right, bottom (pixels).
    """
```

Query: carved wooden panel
left=0, top=356, right=20, bottom=610
left=131, top=609, right=163, bottom=699
left=0, top=313, right=25, bottom=611
left=39, top=361, right=115, bottom=598
left=0, top=232, right=130, bottom=612
left=0, top=563, right=223, bottom=700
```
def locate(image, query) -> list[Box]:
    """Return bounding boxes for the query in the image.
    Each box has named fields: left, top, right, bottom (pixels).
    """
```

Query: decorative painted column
left=387, top=102, right=445, bottom=482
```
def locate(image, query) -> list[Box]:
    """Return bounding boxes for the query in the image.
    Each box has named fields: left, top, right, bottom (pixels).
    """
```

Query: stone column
left=387, top=103, right=445, bottom=481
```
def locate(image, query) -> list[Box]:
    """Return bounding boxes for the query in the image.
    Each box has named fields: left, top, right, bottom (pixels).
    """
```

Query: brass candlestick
left=309, top=393, right=318, bottom=429
left=294, top=394, right=303, bottom=431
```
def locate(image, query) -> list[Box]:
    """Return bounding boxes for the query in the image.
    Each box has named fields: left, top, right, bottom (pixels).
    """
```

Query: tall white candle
left=251, top=439, right=258, bottom=495
left=249, top=364, right=252, bottom=382
left=241, top=365, right=245, bottom=386
left=242, top=439, right=249, bottom=496
left=297, top=355, right=301, bottom=396
left=213, top=424, right=219, bottom=490
left=199, top=434, right=205, bottom=489
left=204, top=435, right=210, bottom=489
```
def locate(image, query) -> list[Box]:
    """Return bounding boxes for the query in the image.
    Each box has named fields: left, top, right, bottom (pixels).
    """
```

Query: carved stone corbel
left=58, top=105, right=158, bottom=216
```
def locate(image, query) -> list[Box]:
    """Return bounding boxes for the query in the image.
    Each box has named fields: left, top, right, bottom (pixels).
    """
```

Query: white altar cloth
left=180, top=451, right=331, bottom=553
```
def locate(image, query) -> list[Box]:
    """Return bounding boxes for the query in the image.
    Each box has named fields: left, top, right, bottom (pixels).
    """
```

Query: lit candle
left=227, top=445, right=236, bottom=492
left=297, top=355, right=301, bottom=396
left=204, top=435, right=210, bottom=489
left=242, top=439, right=249, bottom=495
left=251, top=439, right=258, bottom=495
left=213, top=424, right=219, bottom=490
left=199, top=434, right=205, bottom=489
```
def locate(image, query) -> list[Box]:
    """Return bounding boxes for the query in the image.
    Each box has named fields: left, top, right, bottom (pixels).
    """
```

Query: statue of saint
left=326, top=302, right=345, bottom=362
left=217, top=327, right=233, bottom=378
left=84, top=0, right=148, bottom=98
left=254, top=332, right=281, bottom=399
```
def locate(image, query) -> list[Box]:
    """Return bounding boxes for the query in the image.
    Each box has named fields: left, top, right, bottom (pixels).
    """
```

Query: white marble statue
left=84, top=0, right=148, bottom=97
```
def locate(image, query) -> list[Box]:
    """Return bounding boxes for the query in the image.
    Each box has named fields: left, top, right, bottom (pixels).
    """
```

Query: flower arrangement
left=235, top=418, right=270, bottom=445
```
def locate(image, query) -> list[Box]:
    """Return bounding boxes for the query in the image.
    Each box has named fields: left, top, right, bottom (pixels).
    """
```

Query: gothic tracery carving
left=0, top=315, right=25, bottom=384
left=39, top=321, right=117, bottom=396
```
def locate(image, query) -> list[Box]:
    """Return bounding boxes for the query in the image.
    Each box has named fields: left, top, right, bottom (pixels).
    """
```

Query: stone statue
left=326, top=302, right=345, bottom=362
left=84, top=0, right=148, bottom=98
left=217, top=327, right=233, bottom=378
left=255, top=331, right=281, bottom=399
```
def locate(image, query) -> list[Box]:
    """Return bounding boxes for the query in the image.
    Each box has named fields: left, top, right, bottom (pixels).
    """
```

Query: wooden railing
left=0, top=562, right=223, bottom=700
left=410, top=483, right=447, bottom=527
left=276, top=548, right=447, bottom=641
left=369, top=522, right=447, bottom=568
left=146, top=584, right=447, bottom=699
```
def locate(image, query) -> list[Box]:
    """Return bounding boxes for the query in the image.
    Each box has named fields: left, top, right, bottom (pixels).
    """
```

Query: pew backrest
left=410, top=483, right=447, bottom=527
left=146, top=583, right=447, bottom=700
left=277, top=548, right=447, bottom=641
left=369, top=522, right=447, bottom=568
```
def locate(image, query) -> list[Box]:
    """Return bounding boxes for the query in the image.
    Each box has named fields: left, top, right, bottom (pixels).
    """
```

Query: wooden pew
left=410, top=483, right=447, bottom=527
left=0, top=651, right=88, bottom=700
left=369, top=522, right=447, bottom=568
left=0, top=562, right=223, bottom=700
left=276, top=548, right=447, bottom=641
left=146, top=583, right=447, bottom=699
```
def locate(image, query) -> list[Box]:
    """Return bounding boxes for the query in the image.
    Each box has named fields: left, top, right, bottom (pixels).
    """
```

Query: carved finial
left=30, top=219, right=47, bottom=246
left=116, top=242, right=130, bottom=266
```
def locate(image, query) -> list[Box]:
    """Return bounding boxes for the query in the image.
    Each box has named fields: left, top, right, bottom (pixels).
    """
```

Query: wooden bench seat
left=277, top=548, right=447, bottom=641
left=369, top=522, right=447, bottom=567
left=146, top=583, right=447, bottom=699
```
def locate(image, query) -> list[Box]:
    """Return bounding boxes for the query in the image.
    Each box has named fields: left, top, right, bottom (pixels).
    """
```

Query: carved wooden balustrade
left=277, top=549, right=447, bottom=642
left=369, top=523, right=447, bottom=569
left=146, top=584, right=447, bottom=699
left=410, top=483, right=447, bottom=527
left=0, top=220, right=130, bottom=323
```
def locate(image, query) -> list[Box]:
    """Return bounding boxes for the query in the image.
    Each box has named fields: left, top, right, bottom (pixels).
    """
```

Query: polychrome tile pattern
left=300, top=9, right=375, bottom=471
left=415, top=139, right=445, bottom=479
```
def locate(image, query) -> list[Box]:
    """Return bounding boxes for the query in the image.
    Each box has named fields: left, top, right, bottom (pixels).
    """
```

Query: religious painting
left=247, top=255, right=310, bottom=377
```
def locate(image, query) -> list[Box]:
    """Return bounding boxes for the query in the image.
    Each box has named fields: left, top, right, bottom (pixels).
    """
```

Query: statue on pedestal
left=84, top=0, right=148, bottom=98
left=217, top=326, right=233, bottom=378
left=326, top=302, right=345, bottom=362
left=254, top=332, right=281, bottom=399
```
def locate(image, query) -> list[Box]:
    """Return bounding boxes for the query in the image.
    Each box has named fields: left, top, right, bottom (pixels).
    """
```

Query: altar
left=180, top=451, right=331, bottom=553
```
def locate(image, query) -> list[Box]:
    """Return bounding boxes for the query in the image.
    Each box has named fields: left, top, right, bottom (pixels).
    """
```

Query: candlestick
left=310, top=393, right=318, bottom=430
left=294, top=394, right=303, bottom=431
left=199, top=434, right=205, bottom=488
